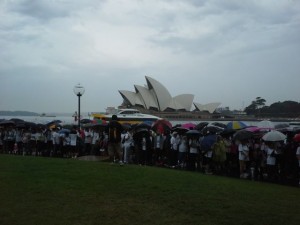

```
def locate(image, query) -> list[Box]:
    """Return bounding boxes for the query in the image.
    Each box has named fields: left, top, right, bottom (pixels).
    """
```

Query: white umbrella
left=257, top=120, right=274, bottom=129
left=262, top=130, right=286, bottom=142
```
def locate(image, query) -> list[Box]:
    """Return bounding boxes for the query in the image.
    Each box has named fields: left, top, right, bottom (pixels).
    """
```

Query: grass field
left=0, top=155, right=299, bottom=225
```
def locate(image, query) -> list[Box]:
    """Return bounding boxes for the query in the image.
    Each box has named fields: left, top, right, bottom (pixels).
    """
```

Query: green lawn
left=0, top=155, right=299, bottom=225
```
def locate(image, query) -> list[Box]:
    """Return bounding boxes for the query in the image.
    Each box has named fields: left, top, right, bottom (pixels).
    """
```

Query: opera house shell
left=118, top=76, right=221, bottom=114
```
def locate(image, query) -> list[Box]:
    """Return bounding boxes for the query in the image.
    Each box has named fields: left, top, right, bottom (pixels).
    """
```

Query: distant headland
left=0, top=111, right=40, bottom=116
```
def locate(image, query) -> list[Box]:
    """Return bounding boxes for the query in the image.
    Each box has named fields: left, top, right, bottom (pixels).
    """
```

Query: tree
left=244, top=97, right=266, bottom=115
left=255, top=97, right=266, bottom=109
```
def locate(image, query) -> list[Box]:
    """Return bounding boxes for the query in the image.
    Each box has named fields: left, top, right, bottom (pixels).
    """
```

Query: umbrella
left=262, top=130, right=286, bottom=142
left=226, top=121, right=248, bottom=130
left=181, top=122, right=196, bottom=130
left=195, top=122, right=209, bottom=131
left=92, top=118, right=107, bottom=125
left=0, top=120, right=15, bottom=127
left=201, top=125, right=223, bottom=135
left=121, top=123, right=132, bottom=130
left=274, top=123, right=289, bottom=129
left=211, top=122, right=227, bottom=129
left=233, top=129, right=253, bottom=141
left=245, top=126, right=272, bottom=133
left=46, top=120, right=62, bottom=127
left=80, top=119, right=92, bottom=124
left=9, top=118, right=25, bottom=123
left=16, top=121, right=38, bottom=129
left=172, top=127, right=189, bottom=135
left=200, top=134, right=217, bottom=150
left=257, top=120, right=274, bottom=129
left=133, top=128, right=150, bottom=139
left=132, top=122, right=151, bottom=133
left=293, top=133, right=300, bottom=142
left=151, top=119, right=172, bottom=133
left=220, top=128, right=236, bottom=137
left=185, top=129, right=200, bottom=137
left=58, top=128, right=70, bottom=134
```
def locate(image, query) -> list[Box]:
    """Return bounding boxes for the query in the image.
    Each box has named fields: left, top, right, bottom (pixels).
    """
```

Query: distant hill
left=0, top=111, right=40, bottom=116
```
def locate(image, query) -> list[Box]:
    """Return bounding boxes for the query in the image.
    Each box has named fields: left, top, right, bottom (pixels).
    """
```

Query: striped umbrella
left=92, top=119, right=107, bottom=125
left=226, top=121, right=248, bottom=130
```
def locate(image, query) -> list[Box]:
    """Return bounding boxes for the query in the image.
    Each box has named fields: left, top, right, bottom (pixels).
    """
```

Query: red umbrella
left=293, top=133, right=300, bottom=142
left=151, top=119, right=172, bottom=133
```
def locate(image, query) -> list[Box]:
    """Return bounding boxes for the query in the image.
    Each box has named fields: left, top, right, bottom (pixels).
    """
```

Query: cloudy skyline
left=1, top=0, right=300, bottom=114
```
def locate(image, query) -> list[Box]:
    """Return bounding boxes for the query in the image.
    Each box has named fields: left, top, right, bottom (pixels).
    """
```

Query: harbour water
left=0, top=115, right=297, bottom=128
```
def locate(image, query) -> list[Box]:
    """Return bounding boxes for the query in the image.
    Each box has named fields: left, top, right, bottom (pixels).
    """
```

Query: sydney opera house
left=118, top=76, right=221, bottom=119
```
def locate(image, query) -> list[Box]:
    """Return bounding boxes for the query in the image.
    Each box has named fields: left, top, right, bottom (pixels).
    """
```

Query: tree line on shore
left=244, top=97, right=300, bottom=118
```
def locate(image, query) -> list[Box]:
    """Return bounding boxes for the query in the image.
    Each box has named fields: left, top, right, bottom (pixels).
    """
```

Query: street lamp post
left=73, top=83, right=85, bottom=129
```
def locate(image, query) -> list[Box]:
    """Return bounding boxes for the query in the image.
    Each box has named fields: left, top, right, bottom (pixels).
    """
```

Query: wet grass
left=0, top=155, right=299, bottom=225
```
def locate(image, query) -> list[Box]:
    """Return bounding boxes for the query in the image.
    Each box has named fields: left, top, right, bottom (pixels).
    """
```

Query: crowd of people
left=1, top=116, right=300, bottom=187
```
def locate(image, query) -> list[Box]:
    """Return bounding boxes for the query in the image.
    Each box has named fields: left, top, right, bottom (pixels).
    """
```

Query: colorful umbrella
left=293, top=133, right=300, bottom=142
left=92, top=118, right=107, bottom=125
left=226, top=121, right=248, bottom=130
left=151, top=119, right=172, bottom=133
left=181, top=122, right=196, bottom=130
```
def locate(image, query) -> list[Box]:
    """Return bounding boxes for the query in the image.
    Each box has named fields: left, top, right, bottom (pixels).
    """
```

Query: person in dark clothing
left=106, top=115, right=124, bottom=164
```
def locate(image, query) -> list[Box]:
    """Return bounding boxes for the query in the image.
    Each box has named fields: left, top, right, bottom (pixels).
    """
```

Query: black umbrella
left=0, top=120, right=15, bottom=127
left=233, top=130, right=253, bottom=141
left=185, top=129, right=201, bottom=137
left=211, top=122, right=227, bottom=129
left=133, top=128, right=150, bottom=139
left=80, top=119, right=92, bottom=124
left=172, top=127, right=189, bottom=135
left=132, top=122, right=151, bottom=132
left=220, top=128, right=236, bottom=137
left=201, top=125, right=223, bottom=135
left=9, top=118, right=25, bottom=123
left=195, top=122, right=209, bottom=131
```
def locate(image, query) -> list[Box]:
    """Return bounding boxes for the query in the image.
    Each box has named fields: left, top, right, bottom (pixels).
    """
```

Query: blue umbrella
left=200, top=134, right=217, bottom=151
left=58, top=128, right=70, bottom=134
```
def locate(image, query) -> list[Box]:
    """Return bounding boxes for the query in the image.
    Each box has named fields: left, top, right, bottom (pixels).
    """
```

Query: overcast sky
left=1, top=0, right=300, bottom=114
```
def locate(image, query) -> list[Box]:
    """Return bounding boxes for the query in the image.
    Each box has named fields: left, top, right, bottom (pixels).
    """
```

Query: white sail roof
left=193, top=102, right=221, bottom=113
left=118, top=76, right=220, bottom=113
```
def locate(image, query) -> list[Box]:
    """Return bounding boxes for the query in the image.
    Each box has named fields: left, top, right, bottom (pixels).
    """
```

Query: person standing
left=106, top=115, right=124, bottom=164
left=178, top=135, right=188, bottom=169
left=238, top=140, right=250, bottom=178
left=122, top=129, right=133, bottom=164
left=170, top=132, right=180, bottom=168
left=153, top=131, right=165, bottom=166
left=296, top=143, right=300, bottom=187
left=187, top=136, right=200, bottom=171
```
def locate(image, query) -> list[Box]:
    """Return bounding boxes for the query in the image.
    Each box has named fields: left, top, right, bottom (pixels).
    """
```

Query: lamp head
left=73, top=83, right=85, bottom=96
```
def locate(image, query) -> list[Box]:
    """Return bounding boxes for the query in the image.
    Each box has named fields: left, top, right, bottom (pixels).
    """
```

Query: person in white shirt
left=69, top=128, right=79, bottom=158
left=122, top=130, right=133, bottom=164
left=238, top=140, right=249, bottom=178
left=178, top=135, right=188, bottom=168
left=170, top=132, right=180, bottom=167
left=265, top=142, right=278, bottom=182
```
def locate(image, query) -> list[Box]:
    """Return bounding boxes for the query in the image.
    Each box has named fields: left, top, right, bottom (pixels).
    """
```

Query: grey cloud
left=10, top=0, right=70, bottom=21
